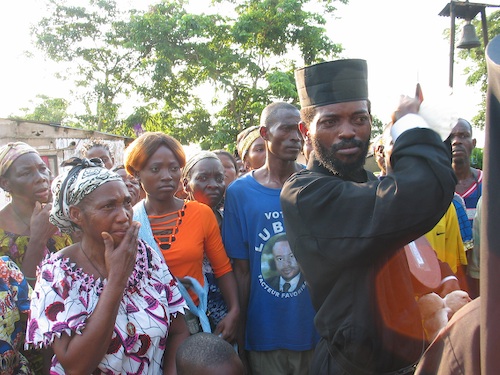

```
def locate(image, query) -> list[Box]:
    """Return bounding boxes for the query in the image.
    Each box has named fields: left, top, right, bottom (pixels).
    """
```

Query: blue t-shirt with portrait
left=222, top=172, right=318, bottom=351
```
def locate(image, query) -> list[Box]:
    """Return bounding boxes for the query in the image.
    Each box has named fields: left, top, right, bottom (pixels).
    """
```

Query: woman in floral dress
left=0, top=256, right=32, bottom=374
left=25, top=158, right=189, bottom=374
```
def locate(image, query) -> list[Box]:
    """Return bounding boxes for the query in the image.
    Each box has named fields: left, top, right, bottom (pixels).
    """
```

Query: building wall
left=0, top=118, right=133, bottom=175
left=0, top=118, right=133, bottom=208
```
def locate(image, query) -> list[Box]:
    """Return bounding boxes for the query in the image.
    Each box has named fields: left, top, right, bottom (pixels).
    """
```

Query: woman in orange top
left=124, top=132, right=239, bottom=343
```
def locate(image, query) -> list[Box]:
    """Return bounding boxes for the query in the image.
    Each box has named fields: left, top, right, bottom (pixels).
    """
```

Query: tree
left=13, top=95, right=69, bottom=123
left=32, top=0, right=346, bottom=148
left=33, top=0, right=146, bottom=132
left=370, top=115, right=385, bottom=140
left=126, top=0, right=344, bottom=150
left=471, top=147, right=483, bottom=169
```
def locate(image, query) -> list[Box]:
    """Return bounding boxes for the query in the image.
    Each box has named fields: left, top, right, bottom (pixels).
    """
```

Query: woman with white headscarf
left=25, top=157, right=189, bottom=375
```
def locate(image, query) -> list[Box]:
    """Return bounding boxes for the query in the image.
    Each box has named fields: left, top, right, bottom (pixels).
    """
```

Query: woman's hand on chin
left=102, top=221, right=140, bottom=285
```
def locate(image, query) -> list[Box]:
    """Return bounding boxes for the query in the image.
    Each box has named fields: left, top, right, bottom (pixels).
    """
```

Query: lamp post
left=439, top=1, right=499, bottom=88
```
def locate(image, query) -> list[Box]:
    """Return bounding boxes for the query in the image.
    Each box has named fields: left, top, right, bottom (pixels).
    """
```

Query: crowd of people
left=0, top=58, right=486, bottom=375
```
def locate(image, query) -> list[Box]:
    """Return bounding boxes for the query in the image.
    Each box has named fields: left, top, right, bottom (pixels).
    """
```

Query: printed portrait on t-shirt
left=261, top=233, right=305, bottom=294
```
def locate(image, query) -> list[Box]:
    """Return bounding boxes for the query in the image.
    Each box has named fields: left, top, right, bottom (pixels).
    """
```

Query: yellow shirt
left=425, top=203, right=467, bottom=273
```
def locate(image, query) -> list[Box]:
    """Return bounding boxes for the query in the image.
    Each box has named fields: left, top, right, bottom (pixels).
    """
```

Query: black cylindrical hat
left=295, top=59, right=368, bottom=109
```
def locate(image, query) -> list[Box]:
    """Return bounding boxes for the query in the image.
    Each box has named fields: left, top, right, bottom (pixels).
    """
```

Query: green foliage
left=266, top=68, right=300, bottom=102
left=13, top=95, right=69, bottom=123
left=231, top=0, right=342, bottom=64
left=33, top=0, right=146, bottom=132
left=471, top=147, right=483, bottom=169
left=31, top=0, right=345, bottom=148
left=370, top=115, right=385, bottom=140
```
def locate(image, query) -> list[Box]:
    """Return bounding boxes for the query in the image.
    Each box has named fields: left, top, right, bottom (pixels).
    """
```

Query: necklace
left=80, top=243, right=137, bottom=336
left=11, top=204, right=31, bottom=230
left=124, top=294, right=136, bottom=337
left=79, top=242, right=107, bottom=280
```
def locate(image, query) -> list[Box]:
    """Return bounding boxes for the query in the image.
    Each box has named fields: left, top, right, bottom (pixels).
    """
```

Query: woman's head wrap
left=0, top=142, right=38, bottom=177
left=182, top=151, right=220, bottom=180
left=50, top=157, right=122, bottom=233
left=236, top=126, right=262, bottom=161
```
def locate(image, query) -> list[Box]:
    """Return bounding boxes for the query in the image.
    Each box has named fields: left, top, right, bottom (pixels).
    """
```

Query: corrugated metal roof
left=439, top=1, right=500, bottom=20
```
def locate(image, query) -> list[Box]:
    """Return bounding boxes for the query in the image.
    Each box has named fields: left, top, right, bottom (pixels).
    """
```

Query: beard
left=312, top=137, right=369, bottom=176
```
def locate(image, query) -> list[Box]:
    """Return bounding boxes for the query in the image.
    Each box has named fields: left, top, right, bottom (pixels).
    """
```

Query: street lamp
left=439, top=0, right=500, bottom=88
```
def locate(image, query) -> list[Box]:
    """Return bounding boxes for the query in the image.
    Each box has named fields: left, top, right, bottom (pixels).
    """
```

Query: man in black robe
left=280, top=59, right=457, bottom=374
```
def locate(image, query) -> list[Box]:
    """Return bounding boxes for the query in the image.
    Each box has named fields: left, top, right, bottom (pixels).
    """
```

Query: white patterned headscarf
left=50, top=157, right=122, bottom=233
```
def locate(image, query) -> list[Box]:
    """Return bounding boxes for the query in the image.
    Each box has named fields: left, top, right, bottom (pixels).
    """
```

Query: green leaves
left=232, top=0, right=338, bottom=61
left=31, top=0, right=344, bottom=148
left=33, top=0, right=145, bottom=132
left=15, top=95, right=69, bottom=124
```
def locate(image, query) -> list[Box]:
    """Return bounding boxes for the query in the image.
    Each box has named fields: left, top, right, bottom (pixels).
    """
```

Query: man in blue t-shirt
left=222, top=102, right=318, bottom=375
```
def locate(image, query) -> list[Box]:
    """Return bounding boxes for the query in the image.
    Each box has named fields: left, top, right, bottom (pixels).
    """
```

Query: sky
left=0, top=0, right=494, bottom=145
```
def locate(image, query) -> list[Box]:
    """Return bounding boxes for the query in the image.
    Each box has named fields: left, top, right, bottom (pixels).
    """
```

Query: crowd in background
left=0, top=59, right=485, bottom=375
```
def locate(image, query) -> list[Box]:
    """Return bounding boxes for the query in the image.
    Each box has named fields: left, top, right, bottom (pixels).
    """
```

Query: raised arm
left=22, top=202, right=57, bottom=286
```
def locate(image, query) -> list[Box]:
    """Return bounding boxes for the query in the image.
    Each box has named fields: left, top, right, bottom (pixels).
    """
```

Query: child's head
left=176, top=333, right=243, bottom=375
left=81, top=138, right=114, bottom=169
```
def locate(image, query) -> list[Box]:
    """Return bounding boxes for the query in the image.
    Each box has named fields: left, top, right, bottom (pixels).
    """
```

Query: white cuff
left=440, top=275, right=459, bottom=285
left=390, top=114, right=430, bottom=142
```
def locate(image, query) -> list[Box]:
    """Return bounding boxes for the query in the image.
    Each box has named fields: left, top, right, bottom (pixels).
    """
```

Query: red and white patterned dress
left=25, top=239, right=186, bottom=374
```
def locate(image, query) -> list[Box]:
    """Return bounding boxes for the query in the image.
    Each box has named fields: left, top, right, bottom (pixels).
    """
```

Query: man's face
left=449, top=120, right=476, bottom=167
left=264, top=109, right=303, bottom=162
left=304, top=101, right=371, bottom=175
left=272, top=240, right=300, bottom=281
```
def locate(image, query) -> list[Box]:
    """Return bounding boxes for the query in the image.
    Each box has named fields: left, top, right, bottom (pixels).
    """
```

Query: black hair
left=457, top=118, right=473, bottom=135
left=81, top=138, right=112, bottom=157
left=260, top=102, right=300, bottom=128
left=176, top=333, right=241, bottom=374
left=212, top=150, right=238, bottom=173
